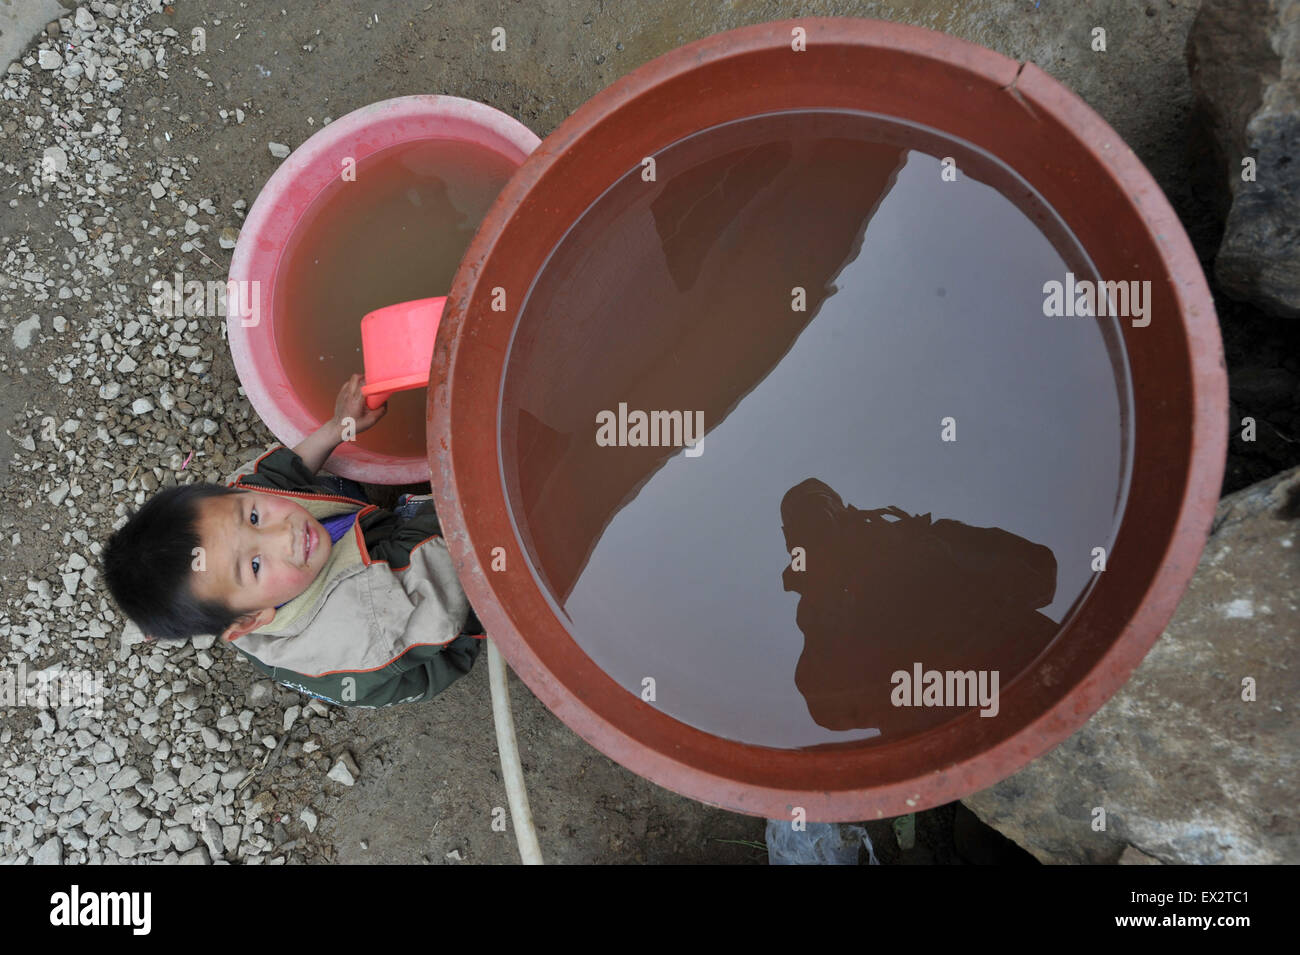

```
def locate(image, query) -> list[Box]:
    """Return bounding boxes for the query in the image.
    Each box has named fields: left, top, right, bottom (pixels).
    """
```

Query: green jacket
left=221, top=443, right=483, bottom=708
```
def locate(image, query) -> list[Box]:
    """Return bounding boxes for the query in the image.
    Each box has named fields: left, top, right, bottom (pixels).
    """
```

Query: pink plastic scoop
left=359, top=296, right=446, bottom=410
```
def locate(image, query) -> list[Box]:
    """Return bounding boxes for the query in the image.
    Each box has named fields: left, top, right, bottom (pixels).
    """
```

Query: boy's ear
left=220, top=607, right=276, bottom=642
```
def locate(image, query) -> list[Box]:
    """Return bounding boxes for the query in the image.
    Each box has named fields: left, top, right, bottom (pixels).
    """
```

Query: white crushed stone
left=0, top=1, right=339, bottom=866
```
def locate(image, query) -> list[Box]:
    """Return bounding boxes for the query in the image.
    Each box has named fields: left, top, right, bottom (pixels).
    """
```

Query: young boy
left=102, top=374, right=485, bottom=708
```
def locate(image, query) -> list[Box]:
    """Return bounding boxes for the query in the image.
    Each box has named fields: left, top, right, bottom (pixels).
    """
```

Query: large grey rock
left=964, top=466, right=1300, bottom=864
left=0, top=0, right=64, bottom=72
left=1188, top=0, right=1300, bottom=317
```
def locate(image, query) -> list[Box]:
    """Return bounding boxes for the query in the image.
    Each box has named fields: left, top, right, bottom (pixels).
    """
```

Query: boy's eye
left=252, top=556, right=260, bottom=576
left=250, top=507, right=259, bottom=526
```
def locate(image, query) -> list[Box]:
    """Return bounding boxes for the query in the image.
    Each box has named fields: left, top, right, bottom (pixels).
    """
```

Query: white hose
left=487, top=637, right=544, bottom=864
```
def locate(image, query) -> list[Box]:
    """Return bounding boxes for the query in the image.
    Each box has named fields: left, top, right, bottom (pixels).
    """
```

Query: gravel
left=327, top=754, right=357, bottom=787
left=0, top=0, right=341, bottom=866
left=11, top=316, right=40, bottom=350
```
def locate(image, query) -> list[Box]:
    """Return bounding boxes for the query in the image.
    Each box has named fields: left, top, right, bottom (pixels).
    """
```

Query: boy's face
left=190, top=490, right=333, bottom=633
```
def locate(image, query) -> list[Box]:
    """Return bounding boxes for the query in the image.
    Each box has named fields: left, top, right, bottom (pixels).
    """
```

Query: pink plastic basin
left=227, top=95, right=539, bottom=484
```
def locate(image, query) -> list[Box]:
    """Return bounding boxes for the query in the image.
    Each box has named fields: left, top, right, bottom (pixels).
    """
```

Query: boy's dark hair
left=102, top=482, right=247, bottom=641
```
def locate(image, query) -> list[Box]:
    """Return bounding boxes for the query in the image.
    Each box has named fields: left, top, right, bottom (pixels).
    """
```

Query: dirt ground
left=3, top=0, right=1290, bottom=864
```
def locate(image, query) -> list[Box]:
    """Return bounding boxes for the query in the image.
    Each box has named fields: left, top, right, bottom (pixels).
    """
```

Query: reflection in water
left=780, top=478, right=1058, bottom=735
left=506, top=122, right=907, bottom=604
left=500, top=110, right=1131, bottom=748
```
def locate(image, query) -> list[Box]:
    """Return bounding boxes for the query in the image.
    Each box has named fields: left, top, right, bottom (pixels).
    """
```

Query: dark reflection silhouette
left=504, top=129, right=907, bottom=602
left=780, top=478, right=1060, bottom=736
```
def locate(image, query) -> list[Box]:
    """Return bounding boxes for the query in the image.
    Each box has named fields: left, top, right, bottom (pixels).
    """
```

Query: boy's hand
left=332, top=374, right=387, bottom=434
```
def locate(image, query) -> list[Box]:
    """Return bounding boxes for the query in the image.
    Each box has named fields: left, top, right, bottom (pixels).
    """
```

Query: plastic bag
left=765, top=819, right=880, bottom=865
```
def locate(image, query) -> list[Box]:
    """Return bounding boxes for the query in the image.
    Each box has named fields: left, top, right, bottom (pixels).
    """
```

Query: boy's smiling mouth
left=304, top=523, right=316, bottom=564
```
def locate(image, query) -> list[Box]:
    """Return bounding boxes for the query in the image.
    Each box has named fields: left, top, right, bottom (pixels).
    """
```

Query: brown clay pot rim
left=428, top=17, right=1228, bottom=820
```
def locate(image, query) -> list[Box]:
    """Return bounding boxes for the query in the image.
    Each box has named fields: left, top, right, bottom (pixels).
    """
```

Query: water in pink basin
left=226, top=95, right=539, bottom=484
left=275, top=138, right=517, bottom=461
